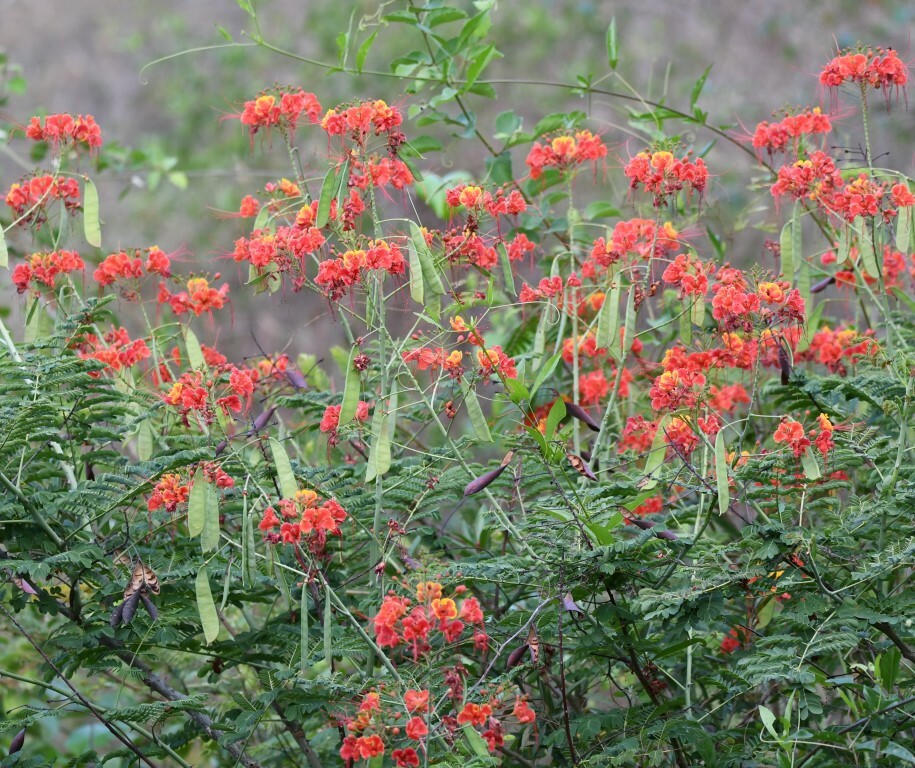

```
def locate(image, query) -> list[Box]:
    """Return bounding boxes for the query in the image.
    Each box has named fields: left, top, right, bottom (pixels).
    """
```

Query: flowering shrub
left=1, top=7, right=914, bottom=768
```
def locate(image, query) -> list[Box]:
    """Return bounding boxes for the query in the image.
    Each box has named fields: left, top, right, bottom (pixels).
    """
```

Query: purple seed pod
left=464, top=451, right=514, bottom=496
left=778, top=340, right=792, bottom=386
left=252, top=405, right=279, bottom=433
left=561, top=592, right=584, bottom=617
left=286, top=368, right=308, bottom=389
left=12, top=576, right=38, bottom=595
left=628, top=517, right=678, bottom=541
left=811, top=275, right=836, bottom=294
left=140, top=593, right=159, bottom=622
left=214, top=439, right=228, bottom=458
left=121, top=590, right=142, bottom=625
left=564, top=401, right=601, bottom=432
left=506, top=643, right=529, bottom=669
left=110, top=602, right=125, bottom=628
left=9, top=728, right=25, bottom=755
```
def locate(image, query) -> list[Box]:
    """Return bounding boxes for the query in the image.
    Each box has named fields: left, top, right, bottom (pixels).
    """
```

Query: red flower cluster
left=525, top=130, right=607, bottom=180
left=258, top=489, right=348, bottom=555
left=238, top=87, right=322, bottom=142
left=402, top=347, right=465, bottom=379
left=819, top=46, right=908, bottom=94
left=350, top=156, right=414, bottom=191
left=147, top=474, right=191, bottom=513
left=76, top=327, right=151, bottom=375
left=233, top=224, right=326, bottom=277
left=721, top=626, right=749, bottom=654
left=162, top=365, right=253, bottom=426
left=624, top=149, right=709, bottom=205
left=315, top=240, right=406, bottom=301
left=372, top=581, right=488, bottom=661
left=662, top=253, right=713, bottom=297
left=773, top=417, right=810, bottom=458
left=476, top=346, right=518, bottom=379
left=649, top=368, right=707, bottom=412
left=321, top=99, right=404, bottom=145
left=798, top=325, right=879, bottom=373
left=158, top=277, right=230, bottom=317
left=320, top=401, right=370, bottom=437
left=6, top=174, right=81, bottom=225
left=585, top=218, right=680, bottom=277
left=93, top=246, right=173, bottom=287
left=445, top=183, right=527, bottom=218
left=25, top=113, right=102, bottom=150
left=770, top=150, right=842, bottom=202
left=12, top=250, right=85, bottom=294
left=710, top=269, right=805, bottom=332
left=750, top=108, right=832, bottom=157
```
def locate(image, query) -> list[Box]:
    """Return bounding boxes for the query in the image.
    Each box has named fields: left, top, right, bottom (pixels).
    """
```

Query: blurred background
left=0, top=0, right=912, bottom=355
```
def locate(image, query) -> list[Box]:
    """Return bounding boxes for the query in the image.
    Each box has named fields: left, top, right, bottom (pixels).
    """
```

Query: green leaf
left=408, top=231, right=425, bottom=304
left=244, top=509, right=258, bottom=586
left=356, top=30, right=377, bottom=73
left=338, top=347, right=361, bottom=427
left=463, top=725, right=491, bottom=759
left=779, top=205, right=800, bottom=284
left=503, top=378, right=530, bottom=406
left=183, top=327, right=205, bottom=371
left=315, top=164, right=340, bottom=228
left=640, top=413, right=669, bottom=490
left=800, top=446, right=821, bottom=481
left=270, top=438, right=297, bottom=499
left=200, top=482, right=220, bottom=554
left=498, top=242, right=516, bottom=297
left=463, top=44, right=500, bottom=92
left=855, top=216, right=879, bottom=278
left=584, top=201, right=620, bottom=220
left=0, top=224, right=8, bottom=268
left=758, top=705, right=779, bottom=739
left=613, top=287, right=636, bottom=364
left=596, top=273, right=621, bottom=351
left=837, top=222, right=851, bottom=264
left=410, top=222, right=445, bottom=295
left=195, top=567, right=220, bottom=645
left=715, top=430, right=729, bottom=516
left=461, top=380, right=493, bottom=442
left=690, top=64, right=713, bottom=109
left=877, top=646, right=901, bottom=691
left=137, top=420, right=154, bottom=462
left=544, top=397, right=566, bottom=443
left=322, top=584, right=333, bottom=672
left=606, top=18, right=619, bottom=69
left=530, top=350, right=563, bottom=398
left=690, top=293, right=705, bottom=327
left=82, top=177, right=102, bottom=248
left=896, top=202, right=912, bottom=254
left=365, top=400, right=391, bottom=483
left=300, top=587, right=310, bottom=676
left=187, top=468, right=206, bottom=537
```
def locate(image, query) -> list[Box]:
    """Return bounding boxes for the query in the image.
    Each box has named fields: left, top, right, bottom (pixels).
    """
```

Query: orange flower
left=404, top=689, right=429, bottom=713
left=430, top=597, right=458, bottom=622
left=512, top=697, right=536, bottom=724
left=416, top=581, right=443, bottom=602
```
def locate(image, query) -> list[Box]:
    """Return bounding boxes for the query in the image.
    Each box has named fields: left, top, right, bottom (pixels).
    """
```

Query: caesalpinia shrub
left=1, top=8, right=914, bottom=767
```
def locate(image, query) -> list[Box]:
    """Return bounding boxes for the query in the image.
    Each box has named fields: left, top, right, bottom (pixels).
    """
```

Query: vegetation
left=1, top=3, right=914, bottom=766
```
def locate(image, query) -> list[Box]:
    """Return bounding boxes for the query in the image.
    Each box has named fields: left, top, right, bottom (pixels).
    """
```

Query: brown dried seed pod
left=566, top=452, right=597, bottom=481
